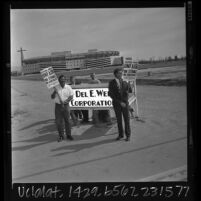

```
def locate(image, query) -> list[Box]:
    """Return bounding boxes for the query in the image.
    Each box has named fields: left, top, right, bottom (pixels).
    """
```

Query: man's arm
left=63, top=95, right=73, bottom=104
left=128, top=81, right=133, bottom=93
left=63, top=85, right=74, bottom=104
left=108, top=81, right=122, bottom=105
left=51, top=90, right=57, bottom=99
left=108, top=82, right=114, bottom=99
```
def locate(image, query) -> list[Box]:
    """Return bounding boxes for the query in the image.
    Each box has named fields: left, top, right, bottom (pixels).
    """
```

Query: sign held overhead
left=40, top=67, right=59, bottom=89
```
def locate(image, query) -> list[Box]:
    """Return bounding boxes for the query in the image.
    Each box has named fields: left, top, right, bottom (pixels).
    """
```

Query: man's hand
left=120, top=102, right=126, bottom=108
left=128, top=81, right=133, bottom=93
left=51, top=90, right=57, bottom=99
left=63, top=95, right=73, bottom=105
left=63, top=100, right=69, bottom=104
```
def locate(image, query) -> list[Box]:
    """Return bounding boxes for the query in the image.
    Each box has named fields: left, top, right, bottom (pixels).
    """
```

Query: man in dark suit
left=108, top=68, right=132, bottom=141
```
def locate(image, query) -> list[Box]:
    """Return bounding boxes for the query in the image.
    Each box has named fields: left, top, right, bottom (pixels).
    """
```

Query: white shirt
left=88, top=79, right=101, bottom=84
left=53, top=84, right=74, bottom=104
left=115, top=78, right=121, bottom=89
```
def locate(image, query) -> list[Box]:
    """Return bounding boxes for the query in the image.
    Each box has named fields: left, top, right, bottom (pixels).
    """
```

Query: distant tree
left=168, top=56, right=172, bottom=61
left=174, top=55, right=178, bottom=61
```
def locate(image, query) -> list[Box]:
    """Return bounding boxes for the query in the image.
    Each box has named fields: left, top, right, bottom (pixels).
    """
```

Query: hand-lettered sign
left=123, top=68, right=138, bottom=81
left=40, top=67, right=59, bottom=89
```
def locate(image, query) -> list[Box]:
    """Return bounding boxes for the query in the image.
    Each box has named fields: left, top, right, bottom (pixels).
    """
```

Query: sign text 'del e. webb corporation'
left=69, top=88, right=112, bottom=109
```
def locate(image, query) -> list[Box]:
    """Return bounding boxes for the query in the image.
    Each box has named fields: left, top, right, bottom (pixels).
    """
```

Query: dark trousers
left=74, top=110, right=83, bottom=119
left=70, top=110, right=78, bottom=125
left=55, top=103, right=71, bottom=137
left=70, top=110, right=83, bottom=125
left=71, top=110, right=82, bottom=119
left=81, top=110, right=89, bottom=121
left=113, top=103, right=131, bottom=138
left=98, top=110, right=111, bottom=123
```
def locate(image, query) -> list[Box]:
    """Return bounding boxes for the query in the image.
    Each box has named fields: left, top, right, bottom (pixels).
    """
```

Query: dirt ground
left=11, top=78, right=187, bottom=183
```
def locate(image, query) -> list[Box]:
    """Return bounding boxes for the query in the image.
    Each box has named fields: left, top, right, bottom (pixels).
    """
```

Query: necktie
left=119, top=78, right=123, bottom=90
left=118, top=79, right=123, bottom=97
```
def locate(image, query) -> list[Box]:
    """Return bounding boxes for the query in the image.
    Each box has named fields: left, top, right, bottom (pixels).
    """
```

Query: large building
left=22, top=49, right=121, bottom=74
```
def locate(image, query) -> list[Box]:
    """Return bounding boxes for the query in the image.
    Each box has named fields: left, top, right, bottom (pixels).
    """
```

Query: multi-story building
left=22, top=50, right=120, bottom=74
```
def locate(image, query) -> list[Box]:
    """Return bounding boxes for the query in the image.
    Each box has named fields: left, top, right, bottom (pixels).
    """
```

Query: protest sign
left=123, top=68, right=137, bottom=81
left=40, top=67, right=59, bottom=89
left=40, top=67, right=64, bottom=105
left=122, top=67, right=139, bottom=117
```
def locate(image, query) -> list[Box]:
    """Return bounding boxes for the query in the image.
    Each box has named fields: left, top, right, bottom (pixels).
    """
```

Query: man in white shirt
left=51, top=75, right=74, bottom=142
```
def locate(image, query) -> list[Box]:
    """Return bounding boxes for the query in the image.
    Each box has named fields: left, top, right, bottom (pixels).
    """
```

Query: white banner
left=40, top=67, right=59, bottom=89
left=70, top=88, right=113, bottom=108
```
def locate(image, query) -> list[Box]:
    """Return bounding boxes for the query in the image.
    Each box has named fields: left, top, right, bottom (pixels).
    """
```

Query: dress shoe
left=116, top=136, right=124, bottom=141
left=125, top=137, right=130, bottom=141
left=66, top=135, right=74, bottom=141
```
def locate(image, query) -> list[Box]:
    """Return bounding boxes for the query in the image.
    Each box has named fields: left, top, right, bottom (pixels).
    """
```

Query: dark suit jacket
left=108, top=79, right=132, bottom=106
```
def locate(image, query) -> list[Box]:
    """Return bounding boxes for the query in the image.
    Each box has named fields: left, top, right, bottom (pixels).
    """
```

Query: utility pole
left=17, top=47, right=27, bottom=75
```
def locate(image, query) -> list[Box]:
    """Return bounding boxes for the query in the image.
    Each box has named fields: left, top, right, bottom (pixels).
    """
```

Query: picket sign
left=123, top=67, right=137, bottom=81
left=123, top=67, right=139, bottom=118
left=40, top=67, right=63, bottom=106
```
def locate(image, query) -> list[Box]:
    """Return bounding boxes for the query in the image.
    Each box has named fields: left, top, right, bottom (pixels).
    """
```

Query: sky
left=11, top=7, right=186, bottom=71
